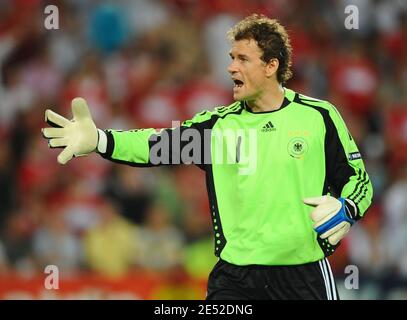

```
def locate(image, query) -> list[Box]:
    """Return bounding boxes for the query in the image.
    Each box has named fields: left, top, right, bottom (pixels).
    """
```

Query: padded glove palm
left=42, top=97, right=98, bottom=165
left=303, top=195, right=357, bottom=245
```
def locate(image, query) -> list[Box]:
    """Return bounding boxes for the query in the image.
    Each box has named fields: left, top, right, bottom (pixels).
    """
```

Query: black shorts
left=206, top=258, right=339, bottom=300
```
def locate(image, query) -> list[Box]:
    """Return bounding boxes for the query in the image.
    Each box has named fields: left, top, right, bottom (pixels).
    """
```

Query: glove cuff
left=344, top=198, right=357, bottom=219
left=338, top=197, right=356, bottom=225
left=314, top=197, right=355, bottom=235
left=97, top=129, right=107, bottom=154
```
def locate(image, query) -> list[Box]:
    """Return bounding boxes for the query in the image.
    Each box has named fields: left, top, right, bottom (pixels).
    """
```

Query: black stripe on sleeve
left=348, top=168, right=362, bottom=199
left=349, top=171, right=368, bottom=202
left=294, top=94, right=356, bottom=196
left=100, top=130, right=115, bottom=159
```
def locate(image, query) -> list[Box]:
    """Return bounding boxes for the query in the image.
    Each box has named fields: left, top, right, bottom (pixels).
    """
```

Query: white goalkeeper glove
left=42, top=97, right=106, bottom=165
left=303, top=195, right=358, bottom=245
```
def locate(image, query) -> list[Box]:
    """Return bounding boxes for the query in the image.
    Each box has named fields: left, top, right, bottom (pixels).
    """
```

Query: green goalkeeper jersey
left=100, top=88, right=373, bottom=266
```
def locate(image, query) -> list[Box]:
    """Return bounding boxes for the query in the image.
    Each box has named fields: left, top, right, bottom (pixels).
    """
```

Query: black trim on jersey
left=349, top=170, right=367, bottom=201
left=146, top=106, right=244, bottom=170
left=294, top=94, right=357, bottom=254
left=294, top=94, right=356, bottom=196
left=201, top=106, right=244, bottom=256
left=149, top=105, right=243, bottom=170
left=350, top=170, right=369, bottom=213
left=349, top=176, right=369, bottom=217
left=104, top=130, right=115, bottom=158
left=338, top=167, right=366, bottom=220
left=202, top=106, right=244, bottom=255
left=297, top=96, right=370, bottom=212
left=205, top=165, right=227, bottom=257
left=99, top=106, right=244, bottom=169
left=100, top=106, right=243, bottom=256
left=243, top=97, right=291, bottom=114
left=355, top=185, right=369, bottom=206
left=148, top=125, right=209, bottom=170
left=99, top=130, right=154, bottom=167
left=322, top=180, right=330, bottom=196
left=216, top=104, right=244, bottom=119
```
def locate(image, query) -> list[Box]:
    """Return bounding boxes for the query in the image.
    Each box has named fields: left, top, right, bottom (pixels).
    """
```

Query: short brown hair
left=227, top=14, right=293, bottom=84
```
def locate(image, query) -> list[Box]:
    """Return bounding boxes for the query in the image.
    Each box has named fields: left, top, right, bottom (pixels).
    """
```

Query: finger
left=57, top=146, right=74, bottom=165
left=42, top=127, right=65, bottom=138
left=45, top=109, right=70, bottom=128
left=48, top=138, right=68, bottom=149
left=327, top=223, right=350, bottom=245
left=71, top=97, right=91, bottom=121
left=320, top=221, right=348, bottom=239
left=310, top=201, right=342, bottom=224
left=303, top=195, right=328, bottom=206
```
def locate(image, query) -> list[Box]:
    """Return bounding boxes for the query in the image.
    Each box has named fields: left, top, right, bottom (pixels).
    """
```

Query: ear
left=265, top=58, right=279, bottom=78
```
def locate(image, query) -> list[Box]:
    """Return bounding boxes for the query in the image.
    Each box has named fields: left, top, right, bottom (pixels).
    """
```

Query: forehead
left=230, top=39, right=262, bottom=57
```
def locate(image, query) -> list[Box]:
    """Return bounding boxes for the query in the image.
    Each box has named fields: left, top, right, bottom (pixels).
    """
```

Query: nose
left=227, top=59, right=237, bottom=75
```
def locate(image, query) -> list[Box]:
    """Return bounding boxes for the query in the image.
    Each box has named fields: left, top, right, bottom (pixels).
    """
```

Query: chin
left=233, top=88, right=253, bottom=102
left=233, top=93, right=246, bottom=101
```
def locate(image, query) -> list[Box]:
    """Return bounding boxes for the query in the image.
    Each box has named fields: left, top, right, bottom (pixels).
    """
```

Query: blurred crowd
left=0, top=0, right=407, bottom=299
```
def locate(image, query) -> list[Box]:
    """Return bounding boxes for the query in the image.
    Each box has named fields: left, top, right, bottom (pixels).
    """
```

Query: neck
left=246, top=84, right=285, bottom=113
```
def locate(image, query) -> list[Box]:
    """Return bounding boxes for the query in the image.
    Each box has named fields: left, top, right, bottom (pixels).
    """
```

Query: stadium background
left=0, top=0, right=406, bottom=299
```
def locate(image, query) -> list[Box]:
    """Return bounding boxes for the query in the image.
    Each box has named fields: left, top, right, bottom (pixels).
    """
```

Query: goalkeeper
left=42, top=14, right=373, bottom=300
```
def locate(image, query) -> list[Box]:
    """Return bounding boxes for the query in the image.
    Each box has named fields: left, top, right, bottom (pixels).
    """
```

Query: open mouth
left=233, top=79, right=244, bottom=88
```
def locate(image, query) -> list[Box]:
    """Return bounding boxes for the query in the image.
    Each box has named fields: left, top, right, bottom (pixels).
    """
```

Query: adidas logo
left=261, top=121, right=276, bottom=132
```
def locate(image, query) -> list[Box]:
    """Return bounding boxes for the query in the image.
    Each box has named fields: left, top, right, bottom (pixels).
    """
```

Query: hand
left=42, top=97, right=98, bottom=165
left=303, top=195, right=357, bottom=245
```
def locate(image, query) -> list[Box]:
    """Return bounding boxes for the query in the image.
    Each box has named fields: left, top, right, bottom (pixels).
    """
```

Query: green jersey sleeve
left=98, top=102, right=242, bottom=169
left=293, top=93, right=373, bottom=219
left=324, top=102, right=373, bottom=218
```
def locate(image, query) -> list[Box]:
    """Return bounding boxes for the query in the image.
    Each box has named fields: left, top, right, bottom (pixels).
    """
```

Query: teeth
left=233, top=81, right=243, bottom=88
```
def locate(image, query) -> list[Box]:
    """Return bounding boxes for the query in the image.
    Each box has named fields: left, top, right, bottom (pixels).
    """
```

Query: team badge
left=288, top=137, right=308, bottom=158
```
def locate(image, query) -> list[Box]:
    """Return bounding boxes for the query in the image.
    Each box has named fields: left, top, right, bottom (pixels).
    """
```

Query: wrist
left=339, top=197, right=357, bottom=223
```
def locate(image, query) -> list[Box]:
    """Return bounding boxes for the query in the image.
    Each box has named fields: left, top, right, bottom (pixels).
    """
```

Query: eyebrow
left=229, top=52, right=249, bottom=59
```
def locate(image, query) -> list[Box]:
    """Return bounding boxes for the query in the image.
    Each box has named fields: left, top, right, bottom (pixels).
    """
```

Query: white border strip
left=319, top=260, right=331, bottom=300
left=324, top=258, right=338, bottom=300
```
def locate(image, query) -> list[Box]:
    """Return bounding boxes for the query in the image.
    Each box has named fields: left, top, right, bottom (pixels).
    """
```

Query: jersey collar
left=243, top=87, right=293, bottom=114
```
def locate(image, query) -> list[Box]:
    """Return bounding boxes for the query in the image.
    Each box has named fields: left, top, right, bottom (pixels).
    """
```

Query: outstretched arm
left=42, top=97, right=214, bottom=169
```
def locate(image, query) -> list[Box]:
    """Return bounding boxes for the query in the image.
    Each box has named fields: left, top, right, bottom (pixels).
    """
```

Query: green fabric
left=104, top=88, right=373, bottom=266
left=211, top=90, right=324, bottom=265
left=110, top=129, right=156, bottom=164
left=291, top=93, right=373, bottom=217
